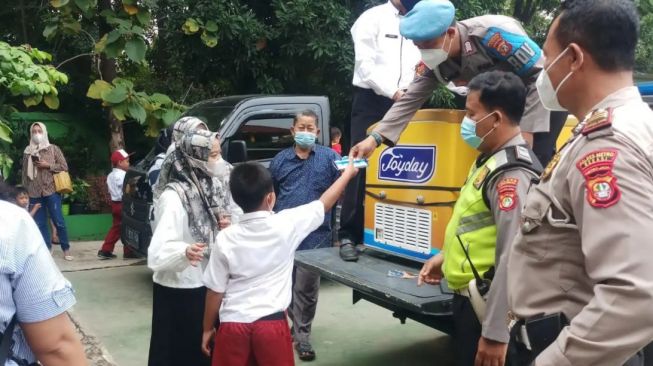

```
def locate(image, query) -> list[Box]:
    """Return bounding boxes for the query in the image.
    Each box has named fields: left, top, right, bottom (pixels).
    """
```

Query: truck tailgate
left=295, top=247, right=454, bottom=334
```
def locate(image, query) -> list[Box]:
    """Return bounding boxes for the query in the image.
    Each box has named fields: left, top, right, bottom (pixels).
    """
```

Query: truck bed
left=295, top=247, right=454, bottom=335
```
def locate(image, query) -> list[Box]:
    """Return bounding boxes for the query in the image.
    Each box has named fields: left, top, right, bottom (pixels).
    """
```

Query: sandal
left=295, top=341, right=316, bottom=361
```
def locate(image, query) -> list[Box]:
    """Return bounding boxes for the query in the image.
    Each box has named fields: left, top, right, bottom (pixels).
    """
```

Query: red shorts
left=212, top=316, right=294, bottom=366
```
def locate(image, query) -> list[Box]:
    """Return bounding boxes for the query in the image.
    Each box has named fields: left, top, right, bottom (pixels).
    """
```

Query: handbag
left=53, top=171, right=73, bottom=194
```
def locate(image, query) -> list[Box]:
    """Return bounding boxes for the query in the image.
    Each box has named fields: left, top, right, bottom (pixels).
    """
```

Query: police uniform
left=443, top=134, right=541, bottom=366
left=374, top=10, right=567, bottom=166
left=507, top=86, right=653, bottom=366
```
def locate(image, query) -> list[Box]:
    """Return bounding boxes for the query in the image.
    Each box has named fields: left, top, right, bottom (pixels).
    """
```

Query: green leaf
left=43, top=24, right=58, bottom=40
left=86, top=79, right=112, bottom=99
left=150, top=93, right=172, bottom=105
left=95, top=34, right=108, bottom=53
left=205, top=21, right=218, bottom=33
left=0, top=121, right=13, bottom=143
left=44, top=94, right=60, bottom=109
left=162, top=108, right=182, bottom=125
left=182, top=18, right=200, bottom=35
left=73, top=0, right=92, bottom=11
left=201, top=31, right=218, bottom=48
left=111, top=104, right=128, bottom=120
left=103, top=38, right=125, bottom=58
left=101, top=85, right=129, bottom=104
left=23, top=94, right=42, bottom=107
left=62, top=21, right=82, bottom=33
left=106, top=30, right=122, bottom=44
left=50, top=0, right=70, bottom=7
left=124, top=37, right=146, bottom=62
left=127, top=101, right=147, bottom=123
left=112, top=78, right=134, bottom=90
left=123, top=4, right=139, bottom=15
left=136, top=11, right=151, bottom=26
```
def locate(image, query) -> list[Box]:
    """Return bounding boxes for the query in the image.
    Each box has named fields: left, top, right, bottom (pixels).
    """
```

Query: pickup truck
left=295, top=82, right=653, bottom=337
left=120, top=95, right=331, bottom=255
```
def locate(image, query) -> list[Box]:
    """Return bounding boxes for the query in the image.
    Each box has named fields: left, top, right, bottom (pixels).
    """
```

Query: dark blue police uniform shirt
left=269, top=144, right=341, bottom=251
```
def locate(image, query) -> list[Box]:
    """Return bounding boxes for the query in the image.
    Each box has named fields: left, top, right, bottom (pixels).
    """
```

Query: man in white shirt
left=202, top=160, right=358, bottom=364
left=98, top=149, right=137, bottom=259
left=340, top=0, right=422, bottom=260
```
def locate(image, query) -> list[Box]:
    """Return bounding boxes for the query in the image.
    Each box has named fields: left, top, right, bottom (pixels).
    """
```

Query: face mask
left=536, top=47, right=574, bottom=112
left=460, top=112, right=497, bottom=149
left=206, top=157, right=230, bottom=178
left=294, top=131, right=316, bottom=148
left=420, top=34, right=452, bottom=70
left=31, top=133, right=43, bottom=144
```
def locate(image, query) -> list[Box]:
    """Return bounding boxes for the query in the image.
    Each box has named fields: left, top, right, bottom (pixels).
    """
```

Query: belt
left=111, top=200, right=122, bottom=204
left=257, top=311, right=286, bottom=322
left=511, top=319, right=533, bottom=351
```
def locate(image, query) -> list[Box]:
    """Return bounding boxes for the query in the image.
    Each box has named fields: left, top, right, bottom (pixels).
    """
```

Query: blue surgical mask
left=460, top=112, right=496, bottom=149
left=294, top=131, right=316, bottom=148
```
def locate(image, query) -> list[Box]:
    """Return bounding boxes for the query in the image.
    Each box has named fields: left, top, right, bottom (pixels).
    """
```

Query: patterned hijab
left=24, top=122, right=52, bottom=180
left=154, top=130, right=227, bottom=243
left=166, top=116, right=209, bottom=155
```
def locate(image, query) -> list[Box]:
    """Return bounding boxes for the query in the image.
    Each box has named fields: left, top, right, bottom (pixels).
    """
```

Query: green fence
left=64, top=213, right=112, bottom=241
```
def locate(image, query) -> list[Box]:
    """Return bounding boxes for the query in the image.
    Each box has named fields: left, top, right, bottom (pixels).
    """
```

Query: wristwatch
left=368, top=132, right=383, bottom=147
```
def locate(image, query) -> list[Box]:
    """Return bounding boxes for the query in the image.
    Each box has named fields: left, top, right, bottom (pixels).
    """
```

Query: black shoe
left=339, top=241, right=359, bottom=262
left=295, top=341, right=316, bottom=361
left=123, top=252, right=141, bottom=259
left=97, top=250, right=116, bottom=260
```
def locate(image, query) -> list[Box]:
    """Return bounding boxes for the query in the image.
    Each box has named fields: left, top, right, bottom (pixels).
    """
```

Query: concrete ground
left=59, top=241, right=455, bottom=366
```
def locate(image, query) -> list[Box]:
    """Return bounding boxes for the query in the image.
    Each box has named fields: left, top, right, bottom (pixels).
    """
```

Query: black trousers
left=532, top=111, right=568, bottom=167
left=148, top=283, right=211, bottom=366
left=338, top=87, right=394, bottom=244
left=452, top=294, right=484, bottom=366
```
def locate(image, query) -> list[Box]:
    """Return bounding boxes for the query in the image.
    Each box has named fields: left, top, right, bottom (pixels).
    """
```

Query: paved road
left=62, top=242, right=455, bottom=366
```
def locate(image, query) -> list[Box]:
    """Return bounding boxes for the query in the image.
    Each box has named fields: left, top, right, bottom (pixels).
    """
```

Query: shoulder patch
left=515, top=145, right=533, bottom=164
left=497, top=177, right=519, bottom=211
left=582, top=109, right=613, bottom=136
left=415, top=61, right=429, bottom=78
left=473, top=166, right=490, bottom=190
left=480, top=27, right=542, bottom=76
left=576, top=149, right=620, bottom=208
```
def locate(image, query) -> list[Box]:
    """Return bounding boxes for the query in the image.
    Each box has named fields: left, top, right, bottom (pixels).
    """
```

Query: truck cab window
left=232, top=116, right=295, bottom=161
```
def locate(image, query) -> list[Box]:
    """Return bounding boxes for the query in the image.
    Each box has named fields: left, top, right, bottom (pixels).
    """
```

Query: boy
left=202, top=159, right=358, bottom=365
left=14, top=186, right=41, bottom=217
left=98, top=149, right=137, bottom=259
left=330, top=127, right=342, bottom=155
left=269, top=110, right=340, bottom=361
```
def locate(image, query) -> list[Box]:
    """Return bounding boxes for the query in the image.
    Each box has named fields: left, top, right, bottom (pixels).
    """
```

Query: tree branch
left=56, top=53, right=94, bottom=69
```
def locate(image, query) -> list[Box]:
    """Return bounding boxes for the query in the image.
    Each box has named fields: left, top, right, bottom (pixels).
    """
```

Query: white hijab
left=24, top=122, right=51, bottom=180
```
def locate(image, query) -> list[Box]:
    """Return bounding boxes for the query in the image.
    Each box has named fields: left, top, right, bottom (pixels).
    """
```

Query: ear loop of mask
left=477, top=112, right=499, bottom=141
left=547, top=47, right=580, bottom=95
left=442, top=30, right=453, bottom=54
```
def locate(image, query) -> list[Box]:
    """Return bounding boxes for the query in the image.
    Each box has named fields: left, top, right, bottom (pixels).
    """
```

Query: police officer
left=506, top=1, right=653, bottom=365
left=419, top=70, right=541, bottom=366
left=350, top=0, right=566, bottom=167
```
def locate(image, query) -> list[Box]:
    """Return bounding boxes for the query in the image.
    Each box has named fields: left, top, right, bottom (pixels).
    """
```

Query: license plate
left=125, top=226, right=140, bottom=244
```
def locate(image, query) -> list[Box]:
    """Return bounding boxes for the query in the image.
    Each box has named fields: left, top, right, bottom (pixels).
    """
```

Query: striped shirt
left=0, top=201, right=76, bottom=366
left=21, top=145, right=68, bottom=198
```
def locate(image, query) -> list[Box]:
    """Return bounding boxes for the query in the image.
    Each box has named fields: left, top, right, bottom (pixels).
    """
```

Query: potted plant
left=68, top=178, right=91, bottom=215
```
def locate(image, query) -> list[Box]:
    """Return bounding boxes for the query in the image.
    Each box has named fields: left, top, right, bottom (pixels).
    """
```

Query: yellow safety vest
left=442, top=145, right=541, bottom=290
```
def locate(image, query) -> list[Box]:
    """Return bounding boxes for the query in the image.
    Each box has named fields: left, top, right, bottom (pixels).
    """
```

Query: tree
left=0, top=42, right=68, bottom=177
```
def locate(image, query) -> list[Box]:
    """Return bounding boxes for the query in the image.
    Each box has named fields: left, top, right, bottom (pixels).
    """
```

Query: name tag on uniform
left=385, top=34, right=399, bottom=39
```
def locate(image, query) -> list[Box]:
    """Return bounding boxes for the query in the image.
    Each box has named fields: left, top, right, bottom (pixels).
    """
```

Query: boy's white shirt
left=203, top=200, right=325, bottom=323
left=107, top=168, right=126, bottom=201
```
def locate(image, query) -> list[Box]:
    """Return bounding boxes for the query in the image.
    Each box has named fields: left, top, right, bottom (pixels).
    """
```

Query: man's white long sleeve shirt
left=351, top=1, right=421, bottom=99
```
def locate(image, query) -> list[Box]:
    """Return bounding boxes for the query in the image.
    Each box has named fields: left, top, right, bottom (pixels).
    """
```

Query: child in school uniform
left=202, top=159, right=358, bottom=365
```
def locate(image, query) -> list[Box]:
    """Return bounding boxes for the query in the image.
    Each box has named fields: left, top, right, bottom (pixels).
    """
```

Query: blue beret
left=400, top=0, right=420, bottom=12
left=400, top=0, right=456, bottom=41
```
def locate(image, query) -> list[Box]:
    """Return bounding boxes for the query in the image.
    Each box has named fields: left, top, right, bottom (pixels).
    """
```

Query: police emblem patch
left=487, top=32, right=513, bottom=57
left=576, top=149, right=620, bottom=208
left=497, top=177, right=518, bottom=211
left=464, top=40, right=476, bottom=55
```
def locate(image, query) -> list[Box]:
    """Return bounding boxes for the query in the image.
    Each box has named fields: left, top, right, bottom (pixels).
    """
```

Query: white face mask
left=536, top=47, right=574, bottom=112
left=31, top=133, right=43, bottom=144
left=420, top=34, right=452, bottom=70
left=206, top=157, right=230, bottom=178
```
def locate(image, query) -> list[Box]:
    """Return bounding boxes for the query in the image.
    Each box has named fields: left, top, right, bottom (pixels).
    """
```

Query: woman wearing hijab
left=147, top=129, right=240, bottom=366
left=22, top=122, right=73, bottom=260
left=149, top=116, right=208, bottom=189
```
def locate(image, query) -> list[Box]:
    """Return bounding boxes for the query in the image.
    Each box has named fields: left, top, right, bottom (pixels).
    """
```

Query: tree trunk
left=98, top=0, right=124, bottom=151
